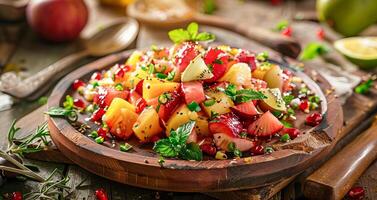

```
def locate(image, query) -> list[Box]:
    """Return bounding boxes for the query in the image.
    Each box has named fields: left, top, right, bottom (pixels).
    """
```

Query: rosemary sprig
left=45, top=107, right=78, bottom=122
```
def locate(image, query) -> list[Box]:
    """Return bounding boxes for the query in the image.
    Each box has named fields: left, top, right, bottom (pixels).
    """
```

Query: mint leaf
left=195, top=32, right=215, bottom=42
left=154, top=139, right=178, bottom=157
left=180, top=143, right=203, bottom=161
left=168, top=29, right=191, bottom=43
left=299, top=42, right=329, bottom=61
left=283, top=94, right=294, bottom=105
left=63, top=95, right=74, bottom=110
left=223, top=84, right=267, bottom=103
left=187, top=22, right=198, bottom=38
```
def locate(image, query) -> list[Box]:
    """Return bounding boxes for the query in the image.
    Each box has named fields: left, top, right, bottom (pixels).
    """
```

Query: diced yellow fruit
left=125, top=51, right=143, bottom=70
left=264, top=64, right=283, bottom=91
left=133, top=107, right=162, bottom=142
left=219, top=63, right=251, bottom=86
left=195, top=115, right=210, bottom=137
left=252, top=63, right=273, bottom=80
left=181, top=55, right=213, bottom=82
left=124, top=69, right=149, bottom=89
left=142, top=78, right=179, bottom=100
left=166, top=105, right=196, bottom=136
left=106, top=98, right=135, bottom=115
left=202, top=89, right=234, bottom=116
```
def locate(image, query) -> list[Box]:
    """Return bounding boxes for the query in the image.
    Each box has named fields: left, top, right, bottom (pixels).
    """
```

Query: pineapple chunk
left=181, top=55, right=213, bottom=82
left=133, top=107, right=163, bottom=142
left=125, top=51, right=143, bottom=70
left=195, top=115, right=210, bottom=137
left=124, top=69, right=149, bottom=89
left=219, top=63, right=251, bottom=86
left=252, top=63, right=273, bottom=80
left=165, top=105, right=198, bottom=136
left=202, top=89, right=234, bottom=116
left=142, top=78, right=180, bottom=100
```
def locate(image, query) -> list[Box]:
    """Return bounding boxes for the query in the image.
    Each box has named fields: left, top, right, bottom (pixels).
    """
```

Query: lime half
left=334, top=37, right=377, bottom=70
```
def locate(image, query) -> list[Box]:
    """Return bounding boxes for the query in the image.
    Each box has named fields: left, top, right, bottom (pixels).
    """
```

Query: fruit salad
left=66, top=23, right=323, bottom=161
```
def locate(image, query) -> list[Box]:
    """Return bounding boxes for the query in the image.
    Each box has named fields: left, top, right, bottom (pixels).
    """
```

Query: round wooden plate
left=47, top=49, right=343, bottom=192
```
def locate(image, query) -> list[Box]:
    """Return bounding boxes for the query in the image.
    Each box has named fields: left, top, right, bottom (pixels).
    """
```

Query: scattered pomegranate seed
left=317, top=28, right=325, bottom=40
left=135, top=98, right=147, bottom=114
left=73, top=99, right=86, bottom=109
left=299, top=100, right=309, bottom=113
left=305, top=112, right=323, bottom=126
left=97, top=127, right=107, bottom=139
left=281, top=27, right=292, bottom=37
left=95, top=188, right=108, bottom=200
left=251, top=145, right=264, bottom=155
left=282, top=128, right=300, bottom=139
left=72, top=79, right=85, bottom=91
left=200, top=143, right=216, bottom=156
left=348, top=186, right=365, bottom=200
left=11, top=192, right=23, bottom=200
left=91, top=108, right=106, bottom=122
left=91, top=72, right=102, bottom=80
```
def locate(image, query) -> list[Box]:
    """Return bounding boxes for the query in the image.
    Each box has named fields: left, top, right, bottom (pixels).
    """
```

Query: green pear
left=317, top=0, right=377, bottom=36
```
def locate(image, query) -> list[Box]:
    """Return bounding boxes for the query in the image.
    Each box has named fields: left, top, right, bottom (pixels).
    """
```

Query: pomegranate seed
left=299, top=100, right=309, bottom=113
left=251, top=145, right=264, bottom=155
left=317, top=28, right=325, bottom=40
left=91, top=72, right=102, bottom=80
left=11, top=192, right=23, bottom=200
left=281, top=27, right=292, bottom=37
left=72, top=79, right=85, bottom=91
left=282, top=128, right=300, bottom=139
left=115, top=68, right=125, bottom=79
left=97, top=127, right=107, bottom=139
left=95, top=188, right=108, bottom=200
left=348, top=186, right=365, bottom=200
left=135, top=98, right=147, bottom=113
left=200, top=143, right=216, bottom=156
left=73, top=99, right=86, bottom=109
left=91, top=108, right=106, bottom=122
left=306, top=112, right=323, bottom=126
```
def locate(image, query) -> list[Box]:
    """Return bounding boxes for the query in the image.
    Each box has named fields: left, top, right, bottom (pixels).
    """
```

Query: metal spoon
left=0, top=18, right=139, bottom=99
left=127, top=0, right=301, bottom=58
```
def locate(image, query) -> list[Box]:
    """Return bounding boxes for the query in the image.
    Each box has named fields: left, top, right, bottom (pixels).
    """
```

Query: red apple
left=27, top=0, right=88, bottom=42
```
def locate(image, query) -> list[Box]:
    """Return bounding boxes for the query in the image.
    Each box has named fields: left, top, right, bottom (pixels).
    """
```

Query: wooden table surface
left=1, top=0, right=377, bottom=199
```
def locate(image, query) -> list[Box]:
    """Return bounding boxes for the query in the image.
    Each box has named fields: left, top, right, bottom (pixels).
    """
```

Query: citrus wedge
left=334, top=37, right=377, bottom=69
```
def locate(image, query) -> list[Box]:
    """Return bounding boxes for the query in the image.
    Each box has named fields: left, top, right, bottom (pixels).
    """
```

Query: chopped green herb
left=283, top=95, right=294, bottom=105
left=275, top=20, right=289, bottom=31
left=299, top=42, right=330, bottom=61
left=38, top=96, right=48, bottom=105
left=85, top=104, right=95, bottom=113
left=90, top=131, right=98, bottom=138
left=156, top=73, right=167, bottom=79
left=115, top=83, right=124, bottom=91
left=223, top=84, right=267, bottom=103
left=120, top=143, right=133, bottom=152
left=45, top=107, right=78, bottom=122
left=228, top=142, right=236, bottom=152
left=203, top=0, right=217, bottom=14
left=151, top=44, right=158, bottom=51
left=63, top=95, right=74, bottom=110
left=158, top=93, right=171, bottom=104
left=141, top=66, right=148, bottom=71
left=233, top=149, right=242, bottom=157
left=210, top=111, right=219, bottom=119
left=203, top=99, right=216, bottom=107
left=264, top=146, right=274, bottom=154
left=168, top=22, right=215, bottom=43
left=240, top=132, right=248, bottom=138
left=187, top=102, right=201, bottom=112
left=214, top=59, right=223, bottom=64
left=158, top=156, right=165, bottom=167
left=280, top=120, right=293, bottom=128
left=272, top=111, right=283, bottom=118
left=95, top=136, right=104, bottom=144
left=310, top=102, right=319, bottom=110
left=280, top=134, right=290, bottom=142
left=287, top=107, right=295, bottom=116
left=355, top=79, right=374, bottom=94
left=256, top=52, right=269, bottom=61
left=148, top=64, right=155, bottom=74
left=92, top=82, right=99, bottom=88
left=153, top=121, right=202, bottom=161
left=166, top=71, right=175, bottom=81
left=308, top=95, right=320, bottom=104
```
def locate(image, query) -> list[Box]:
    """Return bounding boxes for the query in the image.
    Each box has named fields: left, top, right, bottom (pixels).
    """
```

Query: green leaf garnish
left=280, top=120, right=293, bottom=128
left=120, top=143, right=133, bottom=152
left=299, top=42, right=330, bottom=61
left=355, top=79, right=374, bottom=94
left=256, top=52, right=269, bottom=61
left=63, top=95, right=74, bottom=110
left=166, top=71, right=175, bottom=81
left=168, top=22, right=215, bottom=44
left=282, top=94, right=294, bottom=105
left=223, top=84, right=267, bottom=104
left=275, top=20, right=289, bottom=31
left=153, top=121, right=202, bottom=161
left=203, top=99, right=216, bottom=107
left=45, top=107, right=78, bottom=122
left=187, top=102, right=201, bottom=112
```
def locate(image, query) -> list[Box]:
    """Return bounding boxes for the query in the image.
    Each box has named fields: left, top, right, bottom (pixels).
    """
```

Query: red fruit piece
left=91, top=72, right=102, bottom=80
left=95, top=87, right=129, bottom=108
left=248, top=111, right=284, bottom=137
left=158, top=91, right=183, bottom=122
left=281, top=27, right=292, bottom=37
left=175, top=42, right=199, bottom=72
left=204, top=48, right=224, bottom=64
left=236, top=50, right=257, bottom=71
left=200, top=143, right=217, bottom=156
left=209, top=113, right=243, bottom=137
left=73, top=99, right=85, bottom=109
left=251, top=78, right=267, bottom=91
left=250, top=145, right=264, bottom=155
left=213, top=133, right=255, bottom=151
left=306, top=112, right=323, bottom=126
left=231, top=101, right=260, bottom=118
left=281, top=127, right=300, bottom=139
left=91, top=108, right=106, bottom=122
left=204, top=48, right=230, bottom=82
left=11, top=192, right=23, bottom=200
left=95, top=188, right=108, bottom=200
left=181, top=81, right=205, bottom=104
left=299, top=100, right=309, bottom=113
left=282, top=69, right=293, bottom=92
left=317, top=28, right=325, bottom=40
left=135, top=80, right=144, bottom=95
left=348, top=186, right=365, bottom=200
left=135, top=98, right=147, bottom=114
left=72, top=79, right=85, bottom=91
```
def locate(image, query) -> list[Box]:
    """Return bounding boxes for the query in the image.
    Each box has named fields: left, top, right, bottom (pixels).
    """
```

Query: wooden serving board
left=44, top=47, right=342, bottom=192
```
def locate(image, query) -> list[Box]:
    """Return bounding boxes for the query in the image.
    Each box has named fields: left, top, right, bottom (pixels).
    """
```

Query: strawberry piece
left=158, top=91, right=183, bottom=122
left=73, top=99, right=85, bottom=109
left=231, top=101, right=260, bottom=118
left=91, top=108, right=106, bottom=122
left=72, top=79, right=85, bottom=91
left=200, top=143, right=216, bottom=156
left=128, top=90, right=147, bottom=113
left=91, top=72, right=102, bottom=80
left=250, top=145, right=264, bottom=155
left=209, top=113, right=243, bottom=137
left=247, top=111, right=284, bottom=137
left=204, top=48, right=229, bottom=82
left=95, top=87, right=129, bottom=108
left=181, top=81, right=205, bottom=104
left=97, top=127, right=108, bottom=139
left=135, top=80, right=143, bottom=95
left=174, top=42, right=199, bottom=72
left=213, top=133, right=255, bottom=152
left=236, top=50, right=257, bottom=71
